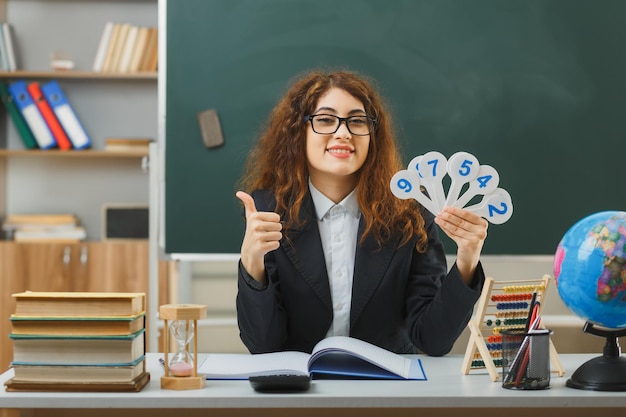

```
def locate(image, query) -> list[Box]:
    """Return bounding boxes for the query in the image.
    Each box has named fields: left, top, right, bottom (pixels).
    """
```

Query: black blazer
left=236, top=189, right=484, bottom=355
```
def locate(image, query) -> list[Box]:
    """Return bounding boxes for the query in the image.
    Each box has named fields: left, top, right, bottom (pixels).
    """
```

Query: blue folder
left=40, top=80, right=92, bottom=150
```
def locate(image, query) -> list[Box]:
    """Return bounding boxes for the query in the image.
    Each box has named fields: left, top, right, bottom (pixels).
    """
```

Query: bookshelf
left=0, top=0, right=164, bottom=373
left=0, top=0, right=158, bottom=238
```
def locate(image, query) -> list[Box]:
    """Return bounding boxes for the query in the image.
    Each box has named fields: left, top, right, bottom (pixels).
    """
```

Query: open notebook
left=198, top=336, right=426, bottom=380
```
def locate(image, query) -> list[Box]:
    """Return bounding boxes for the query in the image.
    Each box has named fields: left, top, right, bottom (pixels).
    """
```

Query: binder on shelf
left=27, top=82, right=72, bottom=150
left=8, top=80, right=57, bottom=150
left=93, top=21, right=114, bottom=72
left=2, top=22, right=17, bottom=71
left=0, top=82, right=38, bottom=149
left=40, top=81, right=91, bottom=150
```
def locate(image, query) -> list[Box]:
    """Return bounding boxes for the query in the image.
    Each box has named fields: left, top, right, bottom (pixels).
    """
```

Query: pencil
left=514, top=309, right=541, bottom=387
left=524, top=291, right=538, bottom=332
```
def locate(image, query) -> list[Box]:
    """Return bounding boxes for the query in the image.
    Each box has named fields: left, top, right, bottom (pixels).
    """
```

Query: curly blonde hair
left=239, top=69, right=427, bottom=251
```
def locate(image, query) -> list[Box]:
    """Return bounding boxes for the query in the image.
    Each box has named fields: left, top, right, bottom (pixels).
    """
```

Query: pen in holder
left=501, top=328, right=552, bottom=390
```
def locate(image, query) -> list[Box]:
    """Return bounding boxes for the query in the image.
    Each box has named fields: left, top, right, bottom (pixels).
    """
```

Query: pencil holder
left=501, top=329, right=552, bottom=390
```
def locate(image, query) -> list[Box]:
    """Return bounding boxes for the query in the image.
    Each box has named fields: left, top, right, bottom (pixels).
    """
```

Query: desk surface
left=1, top=353, right=625, bottom=417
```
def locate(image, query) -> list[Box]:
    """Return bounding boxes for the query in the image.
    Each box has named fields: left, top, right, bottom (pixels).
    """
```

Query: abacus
left=461, top=275, right=565, bottom=381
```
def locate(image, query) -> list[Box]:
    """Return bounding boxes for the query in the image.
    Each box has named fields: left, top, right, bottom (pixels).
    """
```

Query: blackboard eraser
left=198, top=108, right=225, bottom=149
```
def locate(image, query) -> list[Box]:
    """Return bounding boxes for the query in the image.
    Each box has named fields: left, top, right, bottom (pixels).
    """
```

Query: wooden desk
left=1, top=353, right=625, bottom=417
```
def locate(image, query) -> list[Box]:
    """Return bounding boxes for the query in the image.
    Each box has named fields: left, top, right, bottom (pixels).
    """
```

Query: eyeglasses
left=305, top=114, right=376, bottom=136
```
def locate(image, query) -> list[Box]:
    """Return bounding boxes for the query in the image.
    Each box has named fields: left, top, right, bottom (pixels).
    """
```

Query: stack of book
left=5, top=291, right=150, bottom=392
left=2, top=213, right=87, bottom=242
left=92, top=22, right=158, bottom=73
left=0, top=79, right=92, bottom=151
left=104, top=137, right=153, bottom=154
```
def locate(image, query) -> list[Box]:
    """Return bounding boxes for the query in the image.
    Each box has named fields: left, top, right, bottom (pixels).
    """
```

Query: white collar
left=308, top=178, right=360, bottom=221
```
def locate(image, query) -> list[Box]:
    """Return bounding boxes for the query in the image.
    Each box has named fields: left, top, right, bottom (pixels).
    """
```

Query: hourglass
left=159, top=304, right=207, bottom=390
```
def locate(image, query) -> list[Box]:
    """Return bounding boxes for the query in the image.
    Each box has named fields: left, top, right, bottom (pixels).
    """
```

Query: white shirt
left=309, top=180, right=360, bottom=338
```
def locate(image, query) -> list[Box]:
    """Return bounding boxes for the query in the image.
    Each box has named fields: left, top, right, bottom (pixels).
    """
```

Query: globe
left=554, top=211, right=626, bottom=329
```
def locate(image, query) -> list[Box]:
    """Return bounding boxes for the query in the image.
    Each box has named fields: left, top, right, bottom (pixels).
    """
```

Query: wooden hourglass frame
left=159, top=304, right=207, bottom=390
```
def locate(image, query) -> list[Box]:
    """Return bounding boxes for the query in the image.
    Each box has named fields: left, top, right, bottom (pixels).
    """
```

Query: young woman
left=235, top=69, right=488, bottom=356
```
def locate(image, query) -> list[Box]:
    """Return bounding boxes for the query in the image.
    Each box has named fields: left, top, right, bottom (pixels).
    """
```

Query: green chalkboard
left=165, top=0, right=626, bottom=255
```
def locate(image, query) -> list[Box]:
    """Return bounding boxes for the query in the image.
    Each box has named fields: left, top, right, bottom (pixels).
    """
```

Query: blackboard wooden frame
left=163, top=0, right=626, bottom=255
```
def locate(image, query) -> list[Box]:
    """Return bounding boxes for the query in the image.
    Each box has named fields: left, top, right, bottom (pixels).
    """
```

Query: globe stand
left=566, top=322, right=626, bottom=391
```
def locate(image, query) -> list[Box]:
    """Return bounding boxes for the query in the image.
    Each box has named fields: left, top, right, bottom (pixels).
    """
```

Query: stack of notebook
left=4, top=291, right=150, bottom=392
left=2, top=213, right=86, bottom=242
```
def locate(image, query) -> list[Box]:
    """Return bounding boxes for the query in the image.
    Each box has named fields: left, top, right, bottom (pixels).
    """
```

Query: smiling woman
left=233, top=69, right=489, bottom=358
